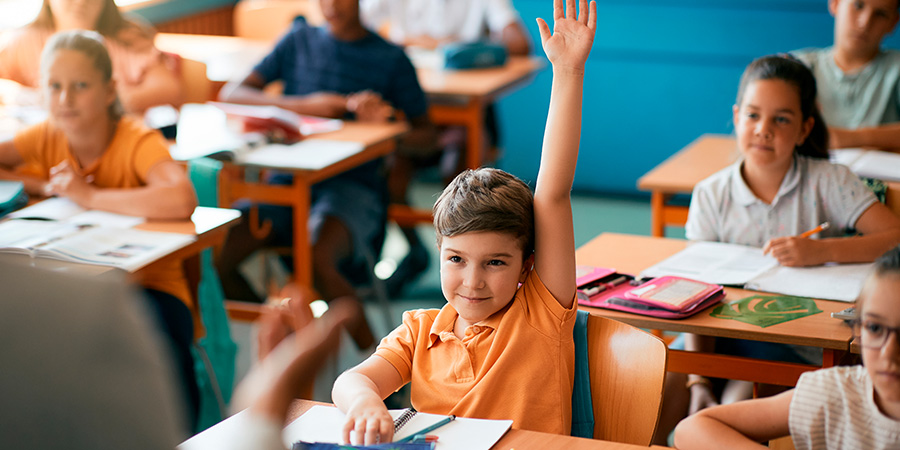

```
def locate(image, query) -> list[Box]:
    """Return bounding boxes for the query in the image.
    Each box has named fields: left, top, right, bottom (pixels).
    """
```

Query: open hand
left=536, top=0, right=597, bottom=72
left=47, top=160, right=95, bottom=206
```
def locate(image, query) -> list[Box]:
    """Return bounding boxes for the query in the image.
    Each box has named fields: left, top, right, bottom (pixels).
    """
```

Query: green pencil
left=395, top=415, right=456, bottom=443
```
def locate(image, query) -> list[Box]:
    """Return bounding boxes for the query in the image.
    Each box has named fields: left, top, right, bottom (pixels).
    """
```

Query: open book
left=640, top=241, right=873, bottom=302
left=830, top=148, right=900, bottom=182
left=0, top=212, right=194, bottom=272
left=8, top=197, right=145, bottom=228
left=284, top=405, right=512, bottom=450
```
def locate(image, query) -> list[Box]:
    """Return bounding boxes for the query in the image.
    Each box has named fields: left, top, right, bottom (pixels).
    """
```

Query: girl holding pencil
left=654, top=54, right=900, bottom=445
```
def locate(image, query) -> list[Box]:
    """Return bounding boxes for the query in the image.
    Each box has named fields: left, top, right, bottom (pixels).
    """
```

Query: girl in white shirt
left=673, top=246, right=900, bottom=450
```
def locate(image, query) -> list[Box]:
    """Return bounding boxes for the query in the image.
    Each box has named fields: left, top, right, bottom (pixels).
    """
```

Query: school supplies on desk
left=575, top=266, right=637, bottom=307
left=640, top=241, right=872, bottom=302
left=210, top=101, right=344, bottom=141
left=285, top=405, right=511, bottom=450
left=579, top=269, right=725, bottom=319
left=710, top=295, right=823, bottom=328
left=292, top=441, right=434, bottom=450
left=0, top=180, right=27, bottom=218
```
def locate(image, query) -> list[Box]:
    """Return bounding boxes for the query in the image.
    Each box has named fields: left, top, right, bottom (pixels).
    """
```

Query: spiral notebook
left=284, top=405, right=512, bottom=450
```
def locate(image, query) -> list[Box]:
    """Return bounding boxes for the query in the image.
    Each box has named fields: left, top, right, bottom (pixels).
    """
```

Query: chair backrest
left=180, top=57, right=213, bottom=105
left=233, top=0, right=324, bottom=41
left=587, top=314, right=667, bottom=445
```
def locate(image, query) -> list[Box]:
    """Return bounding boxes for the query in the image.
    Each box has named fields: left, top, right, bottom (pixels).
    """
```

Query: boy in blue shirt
left=216, top=0, right=435, bottom=349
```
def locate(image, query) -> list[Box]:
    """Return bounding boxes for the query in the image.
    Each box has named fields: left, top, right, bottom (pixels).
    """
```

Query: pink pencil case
left=577, top=269, right=724, bottom=319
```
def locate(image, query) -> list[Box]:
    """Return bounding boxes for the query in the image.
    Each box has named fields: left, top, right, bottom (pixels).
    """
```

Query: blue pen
left=395, top=415, right=456, bottom=443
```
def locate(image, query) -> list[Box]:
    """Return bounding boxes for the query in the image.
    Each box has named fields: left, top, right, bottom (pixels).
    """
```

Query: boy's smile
left=439, top=231, right=531, bottom=338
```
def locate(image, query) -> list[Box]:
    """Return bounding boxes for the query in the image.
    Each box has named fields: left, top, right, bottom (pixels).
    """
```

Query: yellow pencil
left=799, top=222, right=830, bottom=239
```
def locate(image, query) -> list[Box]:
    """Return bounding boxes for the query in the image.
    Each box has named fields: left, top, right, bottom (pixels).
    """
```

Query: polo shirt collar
left=427, top=299, right=512, bottom=348
left=731, top=156, right=800, bottom=206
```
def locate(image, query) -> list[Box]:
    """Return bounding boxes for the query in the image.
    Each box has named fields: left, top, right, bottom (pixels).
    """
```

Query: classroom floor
left=228, top=178, right=686, bottom=401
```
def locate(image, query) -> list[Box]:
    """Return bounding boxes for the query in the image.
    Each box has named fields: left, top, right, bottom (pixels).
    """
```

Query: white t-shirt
left=360, top=0, right=521, bottom=45
left=790, top=365, right=900, bottom=450
left=792, top=47, right=900, bottom=129
left=685, top=155, right=876, bottom=247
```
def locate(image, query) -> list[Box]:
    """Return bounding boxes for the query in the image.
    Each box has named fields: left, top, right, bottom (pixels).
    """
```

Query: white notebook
left=641, top=241, right=872, bottom=302
left=284, top=405, right=512, bottom=450
left=830, top=148, right=900, bottom=182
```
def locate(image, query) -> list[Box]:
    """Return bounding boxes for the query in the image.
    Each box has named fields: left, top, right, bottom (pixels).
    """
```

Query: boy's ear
left=732, top=104, right=740, bottom=128
left=106, top=79, right=117, bottom=106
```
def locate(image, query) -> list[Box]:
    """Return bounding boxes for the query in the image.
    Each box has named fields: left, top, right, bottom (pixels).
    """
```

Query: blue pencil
left=395, top=415, right=456, bottom=443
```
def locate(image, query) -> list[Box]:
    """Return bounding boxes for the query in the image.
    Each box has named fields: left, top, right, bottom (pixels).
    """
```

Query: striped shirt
left=790, top=365, right=900, bottom=450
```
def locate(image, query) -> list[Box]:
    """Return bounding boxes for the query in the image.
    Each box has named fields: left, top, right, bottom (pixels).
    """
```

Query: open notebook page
left=640, top=241, right=778, bottom=286
left=746, top=262, right=873, bottom=302
left=284, top=405, right=512, bottom=450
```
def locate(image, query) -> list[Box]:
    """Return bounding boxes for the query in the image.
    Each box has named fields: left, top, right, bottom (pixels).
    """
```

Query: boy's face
left=829, top=0, right=899, bottom=56
left=318, top=0, right=360, bottom=35
left=439, top=231, right=531, bottom=330
left=860, top=275, right=900, bottom=418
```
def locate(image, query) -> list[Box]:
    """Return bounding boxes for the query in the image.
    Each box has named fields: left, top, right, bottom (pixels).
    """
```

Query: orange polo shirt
left=374, top=270, right=577, bottom=434
left=13, top=117, right=191, bottom=306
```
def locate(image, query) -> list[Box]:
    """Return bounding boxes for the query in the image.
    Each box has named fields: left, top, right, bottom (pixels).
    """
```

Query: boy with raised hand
left=792, top=0, right=900, bottom=151
left=331, top=0, right=596, bottom=445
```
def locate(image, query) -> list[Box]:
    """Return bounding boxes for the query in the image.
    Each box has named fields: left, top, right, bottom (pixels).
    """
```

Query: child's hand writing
left=763, top=236, right=828, bottom=267
left=342, top=396, right=394, bottom=445
left=47, top=160, right=95, bottom=206
left=536, top=0, right=597, bottom=72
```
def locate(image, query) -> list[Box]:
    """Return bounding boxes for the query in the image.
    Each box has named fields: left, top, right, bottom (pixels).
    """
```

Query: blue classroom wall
left=499, top=0, right=900, bottom=195
left=137, top=0, right=900, bottom=195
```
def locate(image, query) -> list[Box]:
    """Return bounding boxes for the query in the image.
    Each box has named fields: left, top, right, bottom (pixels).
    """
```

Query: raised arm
left=533, top=0, right=596, bottom=306
left=218, top=72, right=350, bottom=119
left=673, top=390, right=793, bottom=450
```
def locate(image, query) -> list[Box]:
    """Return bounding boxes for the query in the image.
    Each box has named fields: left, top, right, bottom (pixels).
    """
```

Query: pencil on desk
left=395, top=415, right=456, bottom=443
left=799, top=222, right=830, bottom=239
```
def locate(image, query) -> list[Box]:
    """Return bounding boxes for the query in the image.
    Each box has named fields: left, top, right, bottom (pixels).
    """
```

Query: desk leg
left=292, top=180, right=313, bottom=287
left=822, top=349, right=837, bottom=368
left=650, top=191, right=666, bottom=237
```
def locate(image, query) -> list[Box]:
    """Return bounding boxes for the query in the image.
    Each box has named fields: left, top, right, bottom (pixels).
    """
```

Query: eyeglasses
left=852, top=319, right=900, bottom=349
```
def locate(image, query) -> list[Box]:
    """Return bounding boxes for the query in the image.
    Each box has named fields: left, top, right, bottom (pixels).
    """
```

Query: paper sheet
left=830, top=148, right=900, bottom=182
left=239, top=140, right=365, bottom=170
left=284, top=405, right=512, bottom=450
left=745, top=262, right=873, bottom=302
left=641, top=241, right=872, bottom=302
left=640, top=241, right=778, bottom=286
left=8, top=197, right=145, bottom=228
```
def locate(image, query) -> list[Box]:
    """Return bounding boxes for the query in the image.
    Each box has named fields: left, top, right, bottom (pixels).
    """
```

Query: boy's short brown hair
left=433, top=168, right=535, bottom=257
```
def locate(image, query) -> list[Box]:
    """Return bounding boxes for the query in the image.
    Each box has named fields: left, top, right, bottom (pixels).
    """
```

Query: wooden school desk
left=576, top=233, right=854, bottom=387
left=134, top=206, right=241, bottom=275
left=216, top=121, right=408, bottom=287
left=637, top=134, right=737, bottom=237
left=154, top=33, right=542, bottom=169
left=179, top=399, right=667, bottom=450
left=638, top=134, right=900, bottom=237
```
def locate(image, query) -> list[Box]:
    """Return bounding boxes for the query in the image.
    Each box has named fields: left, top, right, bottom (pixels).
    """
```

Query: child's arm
left=533, top=0, right=596, bottom=306
left=47, top=160, right=198, bottom=220
left=332, top=357, right=404, bottom=445
left=673, top=389, right=792, bottom=450
left=763, top=202, right=900, bottom=266
left=830, top=124, right=900, bottom=153
left=219, top=72, right=350, bottom=119
left=0, top=139, right=48, bottom=194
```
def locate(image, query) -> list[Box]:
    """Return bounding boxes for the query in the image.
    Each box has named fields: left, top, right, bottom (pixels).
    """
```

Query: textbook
left=210, top=101, right=344, bottom=140
left=8, top=197, right=145, bottom=228
left=0, top=219, right=194, bottom=272
left=285, top=405, right=512, bottom=450
left=640, top=241, right=873, bottom=302
left=830, top=148, right=900, bottom=182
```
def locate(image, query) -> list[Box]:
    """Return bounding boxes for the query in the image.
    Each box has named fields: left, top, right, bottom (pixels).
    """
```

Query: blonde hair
left=433, top=168, right=535, bottom=258
left=40, top=30, right=123, bottom=121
